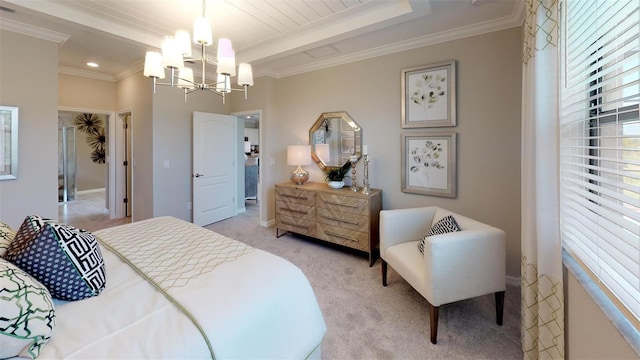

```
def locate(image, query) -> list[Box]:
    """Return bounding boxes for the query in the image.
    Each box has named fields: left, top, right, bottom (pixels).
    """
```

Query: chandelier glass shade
left=143, top=0, right=253, bottom=103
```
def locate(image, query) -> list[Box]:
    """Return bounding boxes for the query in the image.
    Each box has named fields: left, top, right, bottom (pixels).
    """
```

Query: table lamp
left=287, top=145, right=311, bottom=185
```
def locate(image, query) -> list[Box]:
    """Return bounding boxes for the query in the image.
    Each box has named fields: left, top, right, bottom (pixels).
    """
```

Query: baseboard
left=77, top=188, right=105, bottom=195
left=262, top=219, right=274, bottom=227
left=506, top=275, right=520, bottom=288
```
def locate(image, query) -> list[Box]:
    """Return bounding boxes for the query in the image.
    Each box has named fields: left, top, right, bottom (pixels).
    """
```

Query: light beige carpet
left=206, top=208, right=523, bottom=360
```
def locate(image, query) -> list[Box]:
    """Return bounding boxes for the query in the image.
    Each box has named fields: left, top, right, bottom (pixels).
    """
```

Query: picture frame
left=401, top=131, right=456, bottom=198
left=0, top=106, right=19, bottom=180
left=401, top=60, right=456, bottom=128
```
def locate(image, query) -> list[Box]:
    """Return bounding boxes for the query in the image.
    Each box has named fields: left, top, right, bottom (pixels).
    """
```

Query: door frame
left=115, top=110, right=133, bottom=220
left=231, top=109, right=264, bottom=226
left=58, top=106, right=116, bottom=217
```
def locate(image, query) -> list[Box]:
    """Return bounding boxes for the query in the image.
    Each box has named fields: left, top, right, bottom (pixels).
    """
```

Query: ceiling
left=0, top=0, right=523, bottom=82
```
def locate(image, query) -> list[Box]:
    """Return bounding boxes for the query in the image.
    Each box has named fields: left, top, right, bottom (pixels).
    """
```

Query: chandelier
left=142, top=0, right=253, bottom=103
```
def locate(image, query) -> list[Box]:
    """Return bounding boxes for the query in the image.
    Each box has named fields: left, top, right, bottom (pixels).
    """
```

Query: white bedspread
left=38, top=217, right=326, bottom=359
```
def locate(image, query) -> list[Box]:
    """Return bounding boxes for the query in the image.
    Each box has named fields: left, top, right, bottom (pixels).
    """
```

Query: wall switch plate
left=163, top=160, right=170, bottom=168
left=187, top=202, right=192, bottom=210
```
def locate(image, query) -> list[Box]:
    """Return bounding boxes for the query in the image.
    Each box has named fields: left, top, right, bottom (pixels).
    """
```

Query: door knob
left=194, top=173, right=204, bottom=178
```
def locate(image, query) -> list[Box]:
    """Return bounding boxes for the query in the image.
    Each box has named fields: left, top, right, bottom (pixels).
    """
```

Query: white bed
left=37, top=216, right=326, bottom=359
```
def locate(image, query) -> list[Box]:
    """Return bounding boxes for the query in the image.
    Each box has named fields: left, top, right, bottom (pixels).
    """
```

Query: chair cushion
left=0, top=258, right=55, bottom=359
left=4, top=215, right=106, bottom=301
left=418, top=215, right=461, bottom=254
left=0, top=221, right=16, bottom=257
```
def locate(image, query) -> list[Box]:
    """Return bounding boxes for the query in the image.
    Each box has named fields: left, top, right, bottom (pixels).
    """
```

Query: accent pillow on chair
left=418, top=215, right=461, bottom=254
left=0, top=258, right=56, bottom=359
left=5, top=215, right=106, bottom=301
left=0, top=221, right=17, bottom=258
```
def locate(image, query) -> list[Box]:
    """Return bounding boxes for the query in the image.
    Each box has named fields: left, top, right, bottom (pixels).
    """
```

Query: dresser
left=275, top=182, right=382, bottom=266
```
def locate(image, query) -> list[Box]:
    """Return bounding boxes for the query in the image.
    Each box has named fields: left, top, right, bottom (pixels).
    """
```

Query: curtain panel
left=521, top=0, right=564, bottom=359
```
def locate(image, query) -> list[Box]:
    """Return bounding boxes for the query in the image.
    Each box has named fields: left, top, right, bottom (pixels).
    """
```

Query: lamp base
left=290, top=166, right=309, bottom=185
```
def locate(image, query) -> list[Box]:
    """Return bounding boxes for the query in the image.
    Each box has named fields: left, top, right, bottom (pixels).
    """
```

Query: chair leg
left=495, top=291, right=505, bottom=326
left=429, top=304, right=439, bottom=344
left=381, top=259, right=388, bottom=286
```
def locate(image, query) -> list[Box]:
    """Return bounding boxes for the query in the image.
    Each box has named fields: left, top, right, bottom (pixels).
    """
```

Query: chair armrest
left=380, top=207, right=437, bottom=257
left=423, top=227, right=506, bottom=306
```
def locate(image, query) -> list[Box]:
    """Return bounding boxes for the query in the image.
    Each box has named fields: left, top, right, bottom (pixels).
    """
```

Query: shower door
left=58, top=126, right=77, bottom=202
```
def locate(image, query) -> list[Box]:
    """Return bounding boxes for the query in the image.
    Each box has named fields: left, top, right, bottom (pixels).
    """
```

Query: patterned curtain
left=521, top=0, right=564, bottom=359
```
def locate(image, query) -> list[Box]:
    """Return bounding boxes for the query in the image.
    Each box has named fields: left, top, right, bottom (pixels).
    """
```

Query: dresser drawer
left=316, top=193, right=368, bottom=215
left=316, top=223, right=369, bottom=252
left=276, top=187, right=315, bottom=206
left=316, top=207, right=369, bottom=234
left=276, top=212, right=315, bottom=235
left=275, top=200, right=314, bottom=220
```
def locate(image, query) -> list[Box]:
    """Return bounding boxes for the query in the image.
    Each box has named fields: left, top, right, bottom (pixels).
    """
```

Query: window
left=560, top=0, right=639, bottom=322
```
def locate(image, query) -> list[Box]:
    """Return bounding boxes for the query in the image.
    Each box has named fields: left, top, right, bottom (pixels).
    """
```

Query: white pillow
left=0, top=221, right=16, bottom=257
left=0, top=258, right=56, bottom=359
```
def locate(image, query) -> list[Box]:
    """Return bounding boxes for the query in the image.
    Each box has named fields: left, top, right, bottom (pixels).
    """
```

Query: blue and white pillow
left=418, top=215, right=461, bottom=254
left=0, top=258, right=55, bottom=359
left=5, top=215, right=106, bottom=301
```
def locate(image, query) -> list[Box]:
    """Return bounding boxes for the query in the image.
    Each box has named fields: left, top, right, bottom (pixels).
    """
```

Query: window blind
left=560, top=0, right=640, bottom=321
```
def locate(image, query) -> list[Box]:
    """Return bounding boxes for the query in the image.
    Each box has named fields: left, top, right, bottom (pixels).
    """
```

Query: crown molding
left=0, top=17, right=69, bottom=43
left=59, top=66, right=115, bottom=82
left=270, top=11, right=523, bottom=79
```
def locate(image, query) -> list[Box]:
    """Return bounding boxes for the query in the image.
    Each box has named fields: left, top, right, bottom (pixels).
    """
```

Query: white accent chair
left=380, top=206, right=506, bottom=344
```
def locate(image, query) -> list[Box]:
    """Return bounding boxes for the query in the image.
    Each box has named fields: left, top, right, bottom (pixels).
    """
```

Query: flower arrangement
left=323, top=161, right=352, bottom=182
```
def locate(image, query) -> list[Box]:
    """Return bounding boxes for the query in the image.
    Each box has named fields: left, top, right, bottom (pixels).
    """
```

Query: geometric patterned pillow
left=0, top=258, right=56, bottom=359
left=4, top=215, right=106, bottom=301
left=0, top=221, right=16, bottom=258
left=418, top=215, right=461, bottom=254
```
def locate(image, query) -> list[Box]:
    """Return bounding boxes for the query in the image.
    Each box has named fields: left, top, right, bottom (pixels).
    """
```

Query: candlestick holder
left=361, top=154, right=370, bottom=195
left=350, top=156, right=359, bottom=192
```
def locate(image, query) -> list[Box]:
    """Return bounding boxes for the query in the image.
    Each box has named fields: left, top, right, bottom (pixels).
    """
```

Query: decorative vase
left=327, top=180, right=344, bottom=189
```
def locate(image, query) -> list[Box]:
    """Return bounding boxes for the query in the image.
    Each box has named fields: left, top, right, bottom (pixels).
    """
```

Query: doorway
left=115, top=111, right=133, bottom=220
left=233, top=109, right=263, bottom=226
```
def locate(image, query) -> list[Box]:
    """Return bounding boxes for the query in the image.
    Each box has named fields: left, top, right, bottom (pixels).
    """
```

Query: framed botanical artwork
left=0, top=106, right=19, bottom=180
left=401, top=131, right=456, bottom=198
left=401, top=60, right=456, bottom=128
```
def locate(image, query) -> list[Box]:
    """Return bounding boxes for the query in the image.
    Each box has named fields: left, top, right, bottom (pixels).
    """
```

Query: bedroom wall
left=116, top=72, right=153, bottom=221
left=150, top=84, right=231, bottom=222
left=236, top=27, right=522, bottom=278
left=0, top=30, right=59, bottom=228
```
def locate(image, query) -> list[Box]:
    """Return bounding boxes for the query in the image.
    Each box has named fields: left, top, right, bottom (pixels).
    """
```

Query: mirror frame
left=309, top=111, right=361, bottom=171
left=0, top=106, right=19, bottom=181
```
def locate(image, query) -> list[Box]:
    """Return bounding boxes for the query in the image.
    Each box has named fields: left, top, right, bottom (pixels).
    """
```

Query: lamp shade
left=178, top=68, right=195, bottom=89
left=217, top=56, right=236, bottom=76
left=238, top=63, right=254, bottom=86
left=287, top=145, right=311, bottom=166
left=162, top=36, right=184, bottom=69
left=217, top=38, right=234, bottom=58
left=193, top=17, right=212, bottom=45
left=175, top=30, right=192, bottom=57
left=315, top=143, right=330, bottom=163
left=143, top=51, right=165, bottom=79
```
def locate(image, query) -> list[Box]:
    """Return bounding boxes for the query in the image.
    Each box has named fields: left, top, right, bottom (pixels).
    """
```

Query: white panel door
left=192, top=112, right=236, bottom=226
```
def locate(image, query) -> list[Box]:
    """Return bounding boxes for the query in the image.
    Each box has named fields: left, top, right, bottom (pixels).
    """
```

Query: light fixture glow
left=143, top=0, right=253, bottom=103
left=86, top=62, right=99, bottom=68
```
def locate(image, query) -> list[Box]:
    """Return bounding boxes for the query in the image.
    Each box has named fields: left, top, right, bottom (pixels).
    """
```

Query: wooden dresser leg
left=381, top=259, right=388, bottom=286
left=495, top=291, right=505, bottom=326
left=429, top=304, right=439, bottom=344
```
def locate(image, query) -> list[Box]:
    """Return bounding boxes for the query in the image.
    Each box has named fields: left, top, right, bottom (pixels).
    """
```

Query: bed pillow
left=5, top=215, right=106, bottom=301
left=418, top=215, right=461, bottom=254
left=0, top=258, right=55, bottom=359
left=0, top=221, right=16, bottom=257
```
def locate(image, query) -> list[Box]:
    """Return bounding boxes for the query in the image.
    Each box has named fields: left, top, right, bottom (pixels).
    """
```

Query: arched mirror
left=309, top=111, right=362, bottom=170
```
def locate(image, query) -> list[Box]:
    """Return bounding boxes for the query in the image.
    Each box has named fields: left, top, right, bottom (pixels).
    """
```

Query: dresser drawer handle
left=282, top=194, right=310, bottom=201
left=320, top=214, right=359, bottom=225
left=281, top=221, right=308, bottom=230
left=324, top=231, right=359, bottom=242
left=323, top=201, right=359, bottom=208
left=280, top=208, right=309, bottom=215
